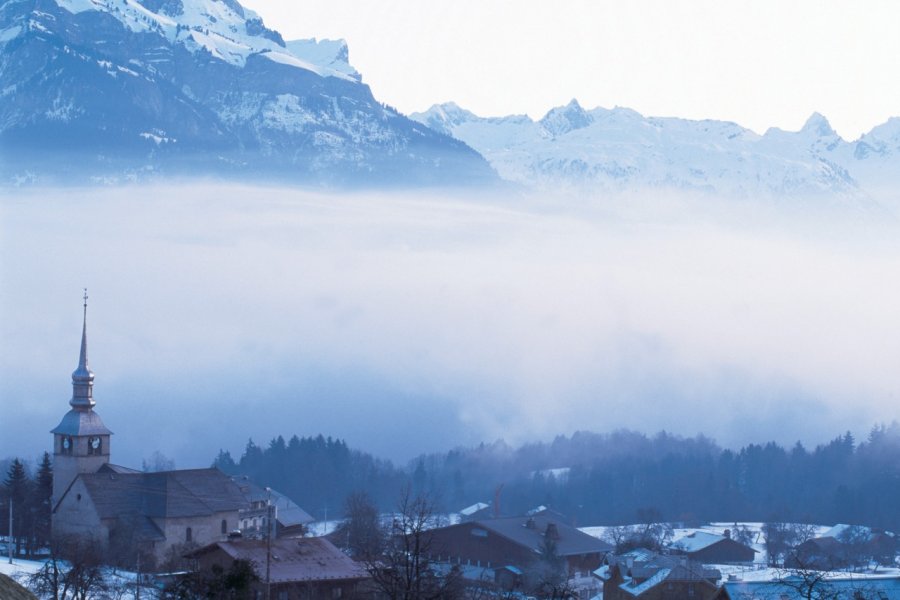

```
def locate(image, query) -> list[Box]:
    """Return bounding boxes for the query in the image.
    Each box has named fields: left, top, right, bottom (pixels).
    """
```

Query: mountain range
left=410, top=100, right=900, bottom=202
left=2, top=0, right=899, bottom=198
left=0, top=0, right=495, bottom=186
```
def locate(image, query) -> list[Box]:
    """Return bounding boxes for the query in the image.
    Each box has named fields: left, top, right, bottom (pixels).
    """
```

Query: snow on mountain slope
left=412, top=101, right=899, bottom=200
left=51, top=0, right=358, bottom=79
left=0, top=0, right=495, bottom=186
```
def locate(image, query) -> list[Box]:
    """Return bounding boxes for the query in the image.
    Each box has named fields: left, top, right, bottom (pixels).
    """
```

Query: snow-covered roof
left=460, top=502, right=490, bottom=517
left=820, top=524, right=873, bottom=541
left=620, top=568, right=671, bottom=596
left=672, top=531, right=727, bottom=553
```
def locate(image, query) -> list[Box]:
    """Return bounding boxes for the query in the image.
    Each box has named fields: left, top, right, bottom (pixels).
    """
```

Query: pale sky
left=238, top=0, right=900, bottom=140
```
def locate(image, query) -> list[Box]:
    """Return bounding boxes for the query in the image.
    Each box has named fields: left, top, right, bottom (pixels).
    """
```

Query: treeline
left=413, top=423, right=900, bottom=529
left=212, top=434, right=408, bottom=519
left=1, top=452, right=53, bottom=557
left=215, top=423, right=900, bottom=531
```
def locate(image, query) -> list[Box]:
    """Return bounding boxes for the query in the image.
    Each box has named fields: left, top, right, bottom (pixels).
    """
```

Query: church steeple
left=51, top=290, right=113, bottom=508
left=70, top=289, right=95, bottom=409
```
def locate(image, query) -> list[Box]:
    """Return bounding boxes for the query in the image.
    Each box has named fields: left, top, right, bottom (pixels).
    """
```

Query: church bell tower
left=51, top=291, right=113, bottom=507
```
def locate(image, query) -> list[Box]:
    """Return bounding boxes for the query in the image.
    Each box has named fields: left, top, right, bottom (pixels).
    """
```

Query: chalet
left=423, top=514, right=612, bottom=576
left=669, top=531, right=756, bottom=564
left=600, top=552, right=721, bottom=600
left=187, top=537, right=370, bottom=600
left=715, top=575, right=900, bottom=600
left=786, top=524, right=898, bottom=571
left=232, top=477, right=314, bottom=538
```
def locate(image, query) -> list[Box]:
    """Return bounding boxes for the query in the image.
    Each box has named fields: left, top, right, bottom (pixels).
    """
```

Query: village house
left=786, top=524, right=898, bottom=571
left=187, top=536, right=370, bottom=600
left=599, top=551, right=721, bottom=600
left=669, top=531, right=757, bottom=564
left=233, top=477, right=315, bottom=539
left=423, top=514, right=612, bottom=577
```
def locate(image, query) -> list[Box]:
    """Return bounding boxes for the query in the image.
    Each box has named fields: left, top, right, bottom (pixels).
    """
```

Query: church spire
left=70, top=289, right=95, bottom=409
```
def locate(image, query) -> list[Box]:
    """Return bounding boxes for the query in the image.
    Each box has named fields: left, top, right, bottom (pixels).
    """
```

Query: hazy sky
left=237, top=0, right=900, bottom=140
left=2, top=187, right=899, bottom=468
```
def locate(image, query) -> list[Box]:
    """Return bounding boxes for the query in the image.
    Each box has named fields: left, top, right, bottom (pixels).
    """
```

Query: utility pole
left=135, top=550, right=141, bottom=600
left=265, top=488, right=272, bottom=600
left=8, top=496, right=12, bottom=565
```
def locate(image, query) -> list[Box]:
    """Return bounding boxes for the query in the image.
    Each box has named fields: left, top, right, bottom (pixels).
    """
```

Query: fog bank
left=1, top=185, right=898, bottom=467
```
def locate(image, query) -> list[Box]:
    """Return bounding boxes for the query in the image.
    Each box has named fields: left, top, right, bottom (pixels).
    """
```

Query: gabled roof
left=471, top=515, right=612, bottom=557
left=820, top=523, right=874, bottom=541
left=71, top=468, right=247, bottom=520
left=189, top=537, right=368, bottom=583
left=613, top=555, right=721, bottom=598
left=671, top=531, right=756, bottom=554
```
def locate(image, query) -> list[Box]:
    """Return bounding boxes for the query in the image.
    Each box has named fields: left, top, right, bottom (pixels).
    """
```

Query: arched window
left=186, top=527, right=192, bottom=543
left=221, top=519, right=227, bottom=534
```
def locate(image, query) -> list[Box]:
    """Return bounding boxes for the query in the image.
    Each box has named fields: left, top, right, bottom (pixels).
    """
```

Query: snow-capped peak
left=801, top=112, right=837, bottom=138
left=50, top=0, right=358, bottom=80
left=539, top=98, right=592, bottom=137
left=409, top=102, right=480, bottom=136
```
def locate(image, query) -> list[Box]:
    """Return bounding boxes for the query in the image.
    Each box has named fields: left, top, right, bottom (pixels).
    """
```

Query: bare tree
left=366, top=485, right=462, bottom=600
left=21, top=536, right=110, bottom=600
left=524, top=538, right=575, bottom=600
left=333, top=490, right=385, bottom=562
left=776, top=560, right=883, bottom=600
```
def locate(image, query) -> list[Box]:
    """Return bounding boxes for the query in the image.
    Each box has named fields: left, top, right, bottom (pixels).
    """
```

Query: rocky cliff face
left=0, top=0, right=496, bottom=186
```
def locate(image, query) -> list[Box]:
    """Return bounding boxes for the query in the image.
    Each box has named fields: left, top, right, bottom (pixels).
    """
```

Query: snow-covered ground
left=580, top=521, right=900, bottom=583
left=0, top=557, right=150, bottom=600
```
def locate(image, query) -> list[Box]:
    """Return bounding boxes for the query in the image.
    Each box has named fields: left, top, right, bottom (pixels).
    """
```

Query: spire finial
left=71, top=289, right=95, bottom=409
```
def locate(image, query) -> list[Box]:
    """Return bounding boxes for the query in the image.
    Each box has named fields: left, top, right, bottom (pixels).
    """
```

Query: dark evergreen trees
left=32, top=453, right=53, bottom=552
left=3, top=458, right=30, bottom=557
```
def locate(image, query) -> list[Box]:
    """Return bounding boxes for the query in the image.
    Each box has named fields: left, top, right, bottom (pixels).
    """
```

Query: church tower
left=51, top=291, right=112, bottom=507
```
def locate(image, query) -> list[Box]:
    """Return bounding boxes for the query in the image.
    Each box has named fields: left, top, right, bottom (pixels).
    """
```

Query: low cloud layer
left=1, top=185, right=898, bottom=467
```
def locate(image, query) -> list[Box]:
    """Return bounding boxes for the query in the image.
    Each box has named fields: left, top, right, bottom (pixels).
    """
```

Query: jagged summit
left=801, top=112, right=838, bottom=138
left=539, top=99, right=592, bottom=137
left=410, top=99, right=900, bottom=200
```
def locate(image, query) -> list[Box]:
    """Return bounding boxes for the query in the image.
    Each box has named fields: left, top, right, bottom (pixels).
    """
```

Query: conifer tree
left=3, top=458, right=29, bottom=557
left=32, top=452, right=53, bottom=550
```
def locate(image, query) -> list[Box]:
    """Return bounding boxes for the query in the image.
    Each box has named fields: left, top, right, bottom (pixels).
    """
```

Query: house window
left=186, top=527, right=192, bottom=543
left=277, top=591, right=289, bottom=600
left=221, top=519, right=227, bottom=534
left=332, top=587, right=343, bottom=599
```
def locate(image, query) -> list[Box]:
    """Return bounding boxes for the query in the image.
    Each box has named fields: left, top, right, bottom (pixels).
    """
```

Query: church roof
left=51, top=408, right=112, bottom=436
left=73, top=468, right=247, bottom=520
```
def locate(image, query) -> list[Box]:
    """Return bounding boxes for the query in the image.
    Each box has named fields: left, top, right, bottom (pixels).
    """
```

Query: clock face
left=62, top=437, right=71, bottom=450
left=90, top=437, right=101, bottom=450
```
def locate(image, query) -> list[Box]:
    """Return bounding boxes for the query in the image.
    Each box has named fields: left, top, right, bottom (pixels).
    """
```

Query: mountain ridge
left=0, top=0, right=497, bottom=186
left=411, top=101, right=900, bottom=202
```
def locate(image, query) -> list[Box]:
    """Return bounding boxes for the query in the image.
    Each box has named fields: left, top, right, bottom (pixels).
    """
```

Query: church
left=50, top=295, right=253, bottom=566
